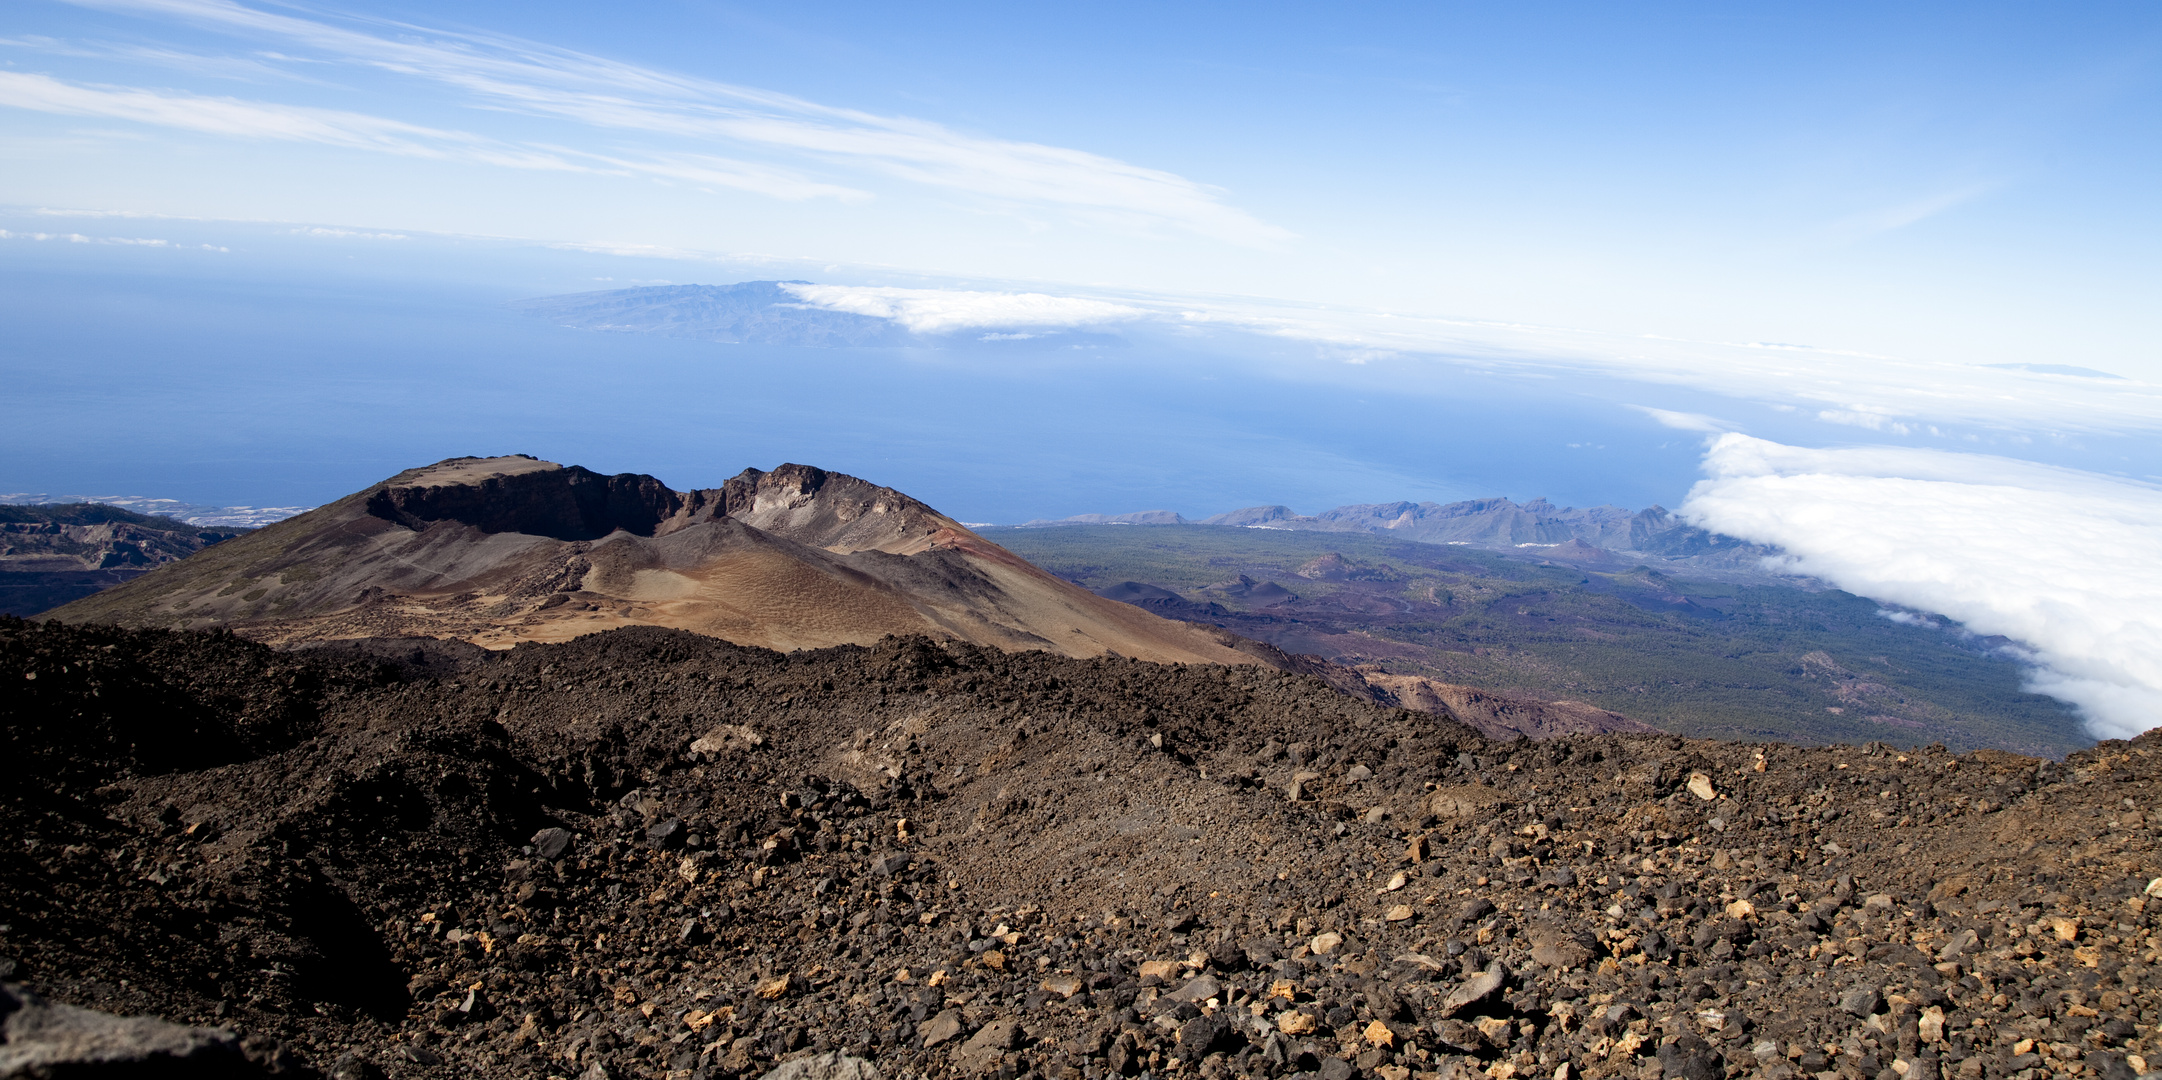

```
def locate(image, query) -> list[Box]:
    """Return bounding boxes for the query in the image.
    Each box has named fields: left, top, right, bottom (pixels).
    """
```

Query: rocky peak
left=1198, top=505, right=1297, bottom=526
left=358, top=456, right=960, bottom=551
left=718, top=463, right=963, bottom=554
left=364, top=456, right=707, bottom=542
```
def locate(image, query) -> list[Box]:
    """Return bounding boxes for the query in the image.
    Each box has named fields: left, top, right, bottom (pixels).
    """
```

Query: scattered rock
left=0, top=982, right=248, bottom=1076
left=1453, top=897, right=1496, bottom=929
left=1917, top=1004, right=1945, bottom=1043
left=954, top=1017, right=1021, bottom=1070
left=2089, top=1052, right=2138, bottom=1080
left=1528, top=934, right=1590, bottom=970
left=762, top=1052, right=884, bottom=1080
left=1934, top=928, right=1977, bottom=961
left=1277, top=1012, right=1317, bottom=1036
left=919, top=1009, right=965, bottom=1047
left=529, top=827, right=572, bottom=860
left=1655, top=1033, right=1722, bottom=1080
left=1439, top=964, right=1506, bottom=1017
left=1686, top=772, right=1716, bottom=801
left=1174, top=1014, right=1224, bottom=1059
left=1426, top=786, right=1502, bottom=819
left=329, top=1054, right=388, bottom=1080
left=689, top=723, right=764, bottom=756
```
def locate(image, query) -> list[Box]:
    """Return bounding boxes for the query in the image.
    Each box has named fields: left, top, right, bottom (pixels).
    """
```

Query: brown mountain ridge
left=48, top=456, right=1258, bottom=666
left=47, top=455, right=1649, bottom=740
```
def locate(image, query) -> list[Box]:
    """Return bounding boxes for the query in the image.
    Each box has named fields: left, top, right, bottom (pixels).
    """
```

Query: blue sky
left=5, top=0, right=2162, bottom=739
left=4, top=1, right=2159, bottom=372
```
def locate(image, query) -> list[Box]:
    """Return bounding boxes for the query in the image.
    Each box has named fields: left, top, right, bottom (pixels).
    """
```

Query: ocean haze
left=0, top=225, right=1731, bottom=522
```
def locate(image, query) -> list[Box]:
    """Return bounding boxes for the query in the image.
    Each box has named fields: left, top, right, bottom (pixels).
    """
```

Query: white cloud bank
left=779, top=283, right=1142, bottom=334
left=768, top=281, right=2162, bottom=435
left=1169, top=296, right=2162, bottom=436
left=1628, top=406, right=1732, bottom=433
left=761, top=279, right=2162, bottom=435
left=1680, top=434, right=2162, bottom=741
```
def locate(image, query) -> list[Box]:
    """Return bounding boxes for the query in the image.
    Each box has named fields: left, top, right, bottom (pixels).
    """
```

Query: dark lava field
left=2, top=616, right=2158, bottom=1080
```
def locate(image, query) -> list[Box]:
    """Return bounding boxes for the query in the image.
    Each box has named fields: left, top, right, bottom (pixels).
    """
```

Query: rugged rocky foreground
left=2, top=616, right=2157, bottom=1080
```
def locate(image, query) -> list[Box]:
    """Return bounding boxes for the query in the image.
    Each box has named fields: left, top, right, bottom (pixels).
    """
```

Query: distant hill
left=1019, top=510, right=1189, bottom=527
left=0, top=504, right=248, bottom=616
left=511, top=281, right=911, bottom=347
left=1020, top=495, right=1780, bottom=580
left=511, top=281, right=1127, bottom=349
left=0, top=492, right=311, bottom=528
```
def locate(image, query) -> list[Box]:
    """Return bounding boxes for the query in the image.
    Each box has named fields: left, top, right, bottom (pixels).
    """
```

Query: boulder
left=0, top=982, right=249, bottom=1077
left=762, top=1052, right=885, bottom=1080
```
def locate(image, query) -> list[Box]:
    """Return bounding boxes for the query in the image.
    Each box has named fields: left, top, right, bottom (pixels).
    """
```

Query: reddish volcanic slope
left=50, top=456, right=1262, bottom=666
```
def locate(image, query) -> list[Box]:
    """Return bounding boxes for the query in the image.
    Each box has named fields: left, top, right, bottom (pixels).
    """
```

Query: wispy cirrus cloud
left=0, top=70, right=870, bottom=200
left=39, top=0, right=1287, bottom=244
left=1823, top=182, right=1999, bottom=243
left=0, top=33, right=329, bottom=83
left=0, top=69, right=485, bottom=155
left=571, top=151, right=870, bottom=204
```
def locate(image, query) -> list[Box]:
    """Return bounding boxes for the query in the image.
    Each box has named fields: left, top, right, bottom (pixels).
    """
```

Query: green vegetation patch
left=989, top=524, right=2087, bottom=756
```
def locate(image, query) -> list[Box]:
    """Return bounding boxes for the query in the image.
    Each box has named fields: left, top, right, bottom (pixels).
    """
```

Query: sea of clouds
left=1680, top=435, right=2162, bottom=741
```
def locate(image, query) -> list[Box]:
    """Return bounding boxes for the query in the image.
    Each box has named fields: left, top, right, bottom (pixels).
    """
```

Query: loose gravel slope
left=2, top=617, right=2157, bottom=1080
